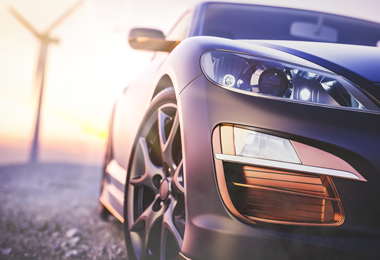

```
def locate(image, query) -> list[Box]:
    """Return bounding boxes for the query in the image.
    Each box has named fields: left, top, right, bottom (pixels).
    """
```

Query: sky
left=1, top=0, right=380, bottom=166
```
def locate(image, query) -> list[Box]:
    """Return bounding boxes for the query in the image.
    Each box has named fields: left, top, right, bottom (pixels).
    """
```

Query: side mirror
left=128, top=28, right=178, bottom=52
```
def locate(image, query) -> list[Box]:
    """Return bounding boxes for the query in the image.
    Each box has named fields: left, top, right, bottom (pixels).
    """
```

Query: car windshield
left=200, top=3, right=380, bottom=47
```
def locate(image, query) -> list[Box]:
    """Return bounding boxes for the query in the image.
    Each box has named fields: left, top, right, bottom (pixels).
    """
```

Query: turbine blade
left=44, top=0, right=84, bottom=34
left=8, top=7, right=42, bottom=38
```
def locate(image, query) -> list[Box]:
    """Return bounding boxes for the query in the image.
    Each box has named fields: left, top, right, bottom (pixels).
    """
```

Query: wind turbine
left=9, top=1, right=84, bottom=162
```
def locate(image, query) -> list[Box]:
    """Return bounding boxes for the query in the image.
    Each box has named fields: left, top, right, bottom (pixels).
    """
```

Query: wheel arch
left=151, top=74, right=175, bottom=101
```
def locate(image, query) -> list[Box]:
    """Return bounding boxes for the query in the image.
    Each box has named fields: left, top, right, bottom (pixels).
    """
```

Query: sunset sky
left=1, top=0, right=380, bottom=166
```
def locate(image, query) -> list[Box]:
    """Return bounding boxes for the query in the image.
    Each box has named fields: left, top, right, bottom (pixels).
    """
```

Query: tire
left=124, top=87, right=186, bottom=260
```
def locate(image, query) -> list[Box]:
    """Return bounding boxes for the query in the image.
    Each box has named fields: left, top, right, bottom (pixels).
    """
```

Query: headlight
left=201, top=50, right=366, bottom=109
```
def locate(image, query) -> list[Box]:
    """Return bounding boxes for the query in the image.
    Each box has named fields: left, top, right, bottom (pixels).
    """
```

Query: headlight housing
left=201, top=50, right=366, bottom=109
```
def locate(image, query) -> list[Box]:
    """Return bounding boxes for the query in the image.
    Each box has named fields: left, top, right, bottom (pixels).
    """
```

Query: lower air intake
left=223, top=163, right=344, bottom=225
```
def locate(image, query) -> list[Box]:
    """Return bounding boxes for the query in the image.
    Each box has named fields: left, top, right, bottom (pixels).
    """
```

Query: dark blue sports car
left=99, top=2, right=380, bottom=259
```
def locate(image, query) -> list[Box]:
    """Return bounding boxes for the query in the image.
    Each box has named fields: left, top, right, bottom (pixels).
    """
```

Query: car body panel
left=112, top=35, right=337, bottom=173
left=112, top=55, right=168, bottom=170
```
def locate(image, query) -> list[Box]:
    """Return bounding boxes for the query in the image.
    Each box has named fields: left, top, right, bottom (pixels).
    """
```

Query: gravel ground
left=0, top=163, right=128, bottom=260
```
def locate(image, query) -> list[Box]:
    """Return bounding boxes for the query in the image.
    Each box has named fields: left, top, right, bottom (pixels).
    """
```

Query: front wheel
left=124, top=87, right=186, bottom=260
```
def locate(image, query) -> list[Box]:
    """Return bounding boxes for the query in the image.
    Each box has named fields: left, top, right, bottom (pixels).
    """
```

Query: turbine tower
left=9, top=1, right=84, bottom=162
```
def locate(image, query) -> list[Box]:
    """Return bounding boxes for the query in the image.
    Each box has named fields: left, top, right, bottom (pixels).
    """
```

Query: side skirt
left=99, top=159, right=126, bottom=222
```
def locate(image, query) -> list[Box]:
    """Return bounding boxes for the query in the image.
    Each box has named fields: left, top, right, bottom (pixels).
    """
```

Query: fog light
left=234, top=127, right=301, bottom=164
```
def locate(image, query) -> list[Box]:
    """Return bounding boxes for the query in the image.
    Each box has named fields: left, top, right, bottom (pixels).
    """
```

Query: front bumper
left=178, top=75, right=380, bottom=259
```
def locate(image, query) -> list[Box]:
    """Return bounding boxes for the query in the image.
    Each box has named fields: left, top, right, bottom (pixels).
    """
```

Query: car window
left=200, top=3, right=380, bottom=47
left=166, top=11, right=191, bottom=42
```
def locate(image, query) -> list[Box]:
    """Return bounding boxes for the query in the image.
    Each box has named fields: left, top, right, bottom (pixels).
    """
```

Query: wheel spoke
left=130, top=194, right=165, bottom=259
left=160, top=111, right=180, bottom=174
left=172, top=160, right=184, bottom=195
left=158, top=108, right=173, bottom=148
left=130, top=195, right=162, bottom=232
left=163, top=111, right=180, bottom=152
left=130, top=137, right=164, bottom=191
left=161, top=196, right=183, bottom=260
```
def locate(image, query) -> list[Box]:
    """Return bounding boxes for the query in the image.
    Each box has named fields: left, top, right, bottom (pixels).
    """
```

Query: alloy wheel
left=125, top=90, right=185, bottom=260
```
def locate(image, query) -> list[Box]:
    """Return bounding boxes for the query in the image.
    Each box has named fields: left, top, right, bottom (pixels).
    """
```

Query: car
left=98, top=2, right=380, bottom=259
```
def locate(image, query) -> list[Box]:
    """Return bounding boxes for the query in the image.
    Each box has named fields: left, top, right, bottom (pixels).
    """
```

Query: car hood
left=244, top=40, right=380, bottom=87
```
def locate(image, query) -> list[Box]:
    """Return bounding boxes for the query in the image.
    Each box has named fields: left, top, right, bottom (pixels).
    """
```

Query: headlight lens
left=201, top=50, right=366, bottom=109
